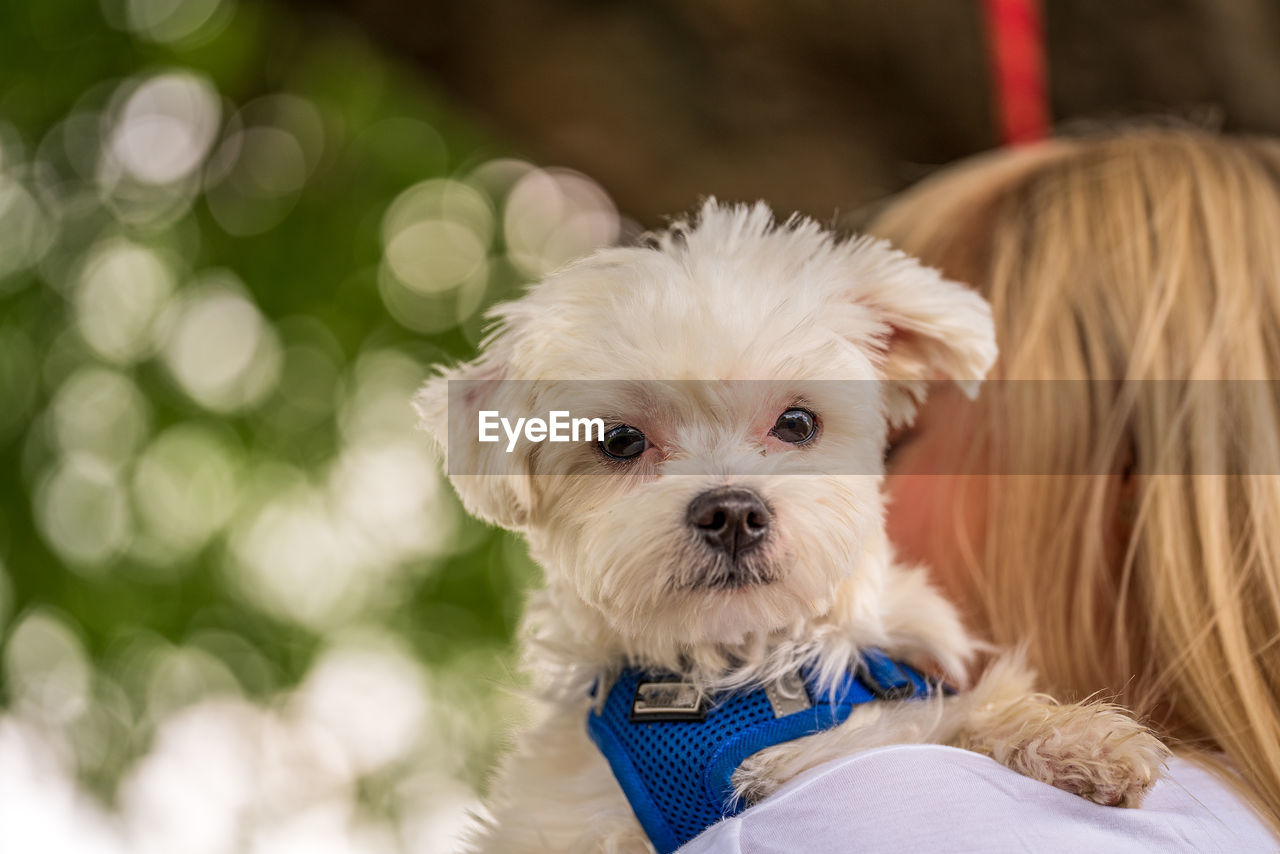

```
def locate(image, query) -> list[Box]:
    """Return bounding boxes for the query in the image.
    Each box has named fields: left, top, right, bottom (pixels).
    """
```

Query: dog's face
left=415, top=202, right=995, bottom=653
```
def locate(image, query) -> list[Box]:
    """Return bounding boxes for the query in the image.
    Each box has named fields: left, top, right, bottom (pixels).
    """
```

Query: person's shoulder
left=680, top=744, right=1279, bottom=853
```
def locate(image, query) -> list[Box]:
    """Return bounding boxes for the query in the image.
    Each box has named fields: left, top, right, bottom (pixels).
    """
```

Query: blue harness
left=586, top=649, right=940, bottom=853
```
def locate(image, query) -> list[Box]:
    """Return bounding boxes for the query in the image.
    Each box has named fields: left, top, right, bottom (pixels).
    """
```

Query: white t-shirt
left=678, top=744, right=1278, bottom=853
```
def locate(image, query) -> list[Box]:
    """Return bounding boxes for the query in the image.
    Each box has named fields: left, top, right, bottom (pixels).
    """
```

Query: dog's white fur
left=415, top=201, right=1168, bottom=853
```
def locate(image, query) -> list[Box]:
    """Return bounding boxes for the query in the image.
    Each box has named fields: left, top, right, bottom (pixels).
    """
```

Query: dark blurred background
left=300, top=0, right=1280, bottom=223
left=0, top=0, right=1278, bottom=850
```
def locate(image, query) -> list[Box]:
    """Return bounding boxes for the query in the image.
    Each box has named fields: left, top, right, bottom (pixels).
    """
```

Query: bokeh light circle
left=74, top=239, right=174, bottom=364
left=293, top=637, right=428, bottom=774
left=156, top=273, right=282, bottom=413
left=377, top=178, right=494, bottom=323
left=105, top=72, right=222, bottom=186
left=504, top=167, right=620, bottom=277
left=4, top=609, right=92, bottom=726
left=385, top=220, right=487, bottom=295
left=0, top=174, right=57, bottom=282
left=125, top=0, right=232, bottom=45
left=131, top=423, right=241, bottom=560
left=50, top=366, right=152, bottom=467
left=34, top=455, right=134, bottom=569
left=204, top=94, right=325, bottom=236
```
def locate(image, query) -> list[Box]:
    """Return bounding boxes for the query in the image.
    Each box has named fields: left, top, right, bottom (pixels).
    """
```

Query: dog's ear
left=413, top=334, right=537, bottom=531
left=842, top=237, right=998, bottom=426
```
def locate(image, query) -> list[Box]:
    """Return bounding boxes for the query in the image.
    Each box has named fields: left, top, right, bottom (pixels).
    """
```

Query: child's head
left=871, top=127, right=1280, bottom=829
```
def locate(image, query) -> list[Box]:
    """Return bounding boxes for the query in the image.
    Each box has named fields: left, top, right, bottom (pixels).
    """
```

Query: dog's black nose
left=687, top=488, right=771, bottom=558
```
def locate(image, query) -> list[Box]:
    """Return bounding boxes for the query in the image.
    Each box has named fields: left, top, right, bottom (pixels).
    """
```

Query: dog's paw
left=986, top=701, right=1170, bottom=807
left=730, top=750, right=788, bottom=807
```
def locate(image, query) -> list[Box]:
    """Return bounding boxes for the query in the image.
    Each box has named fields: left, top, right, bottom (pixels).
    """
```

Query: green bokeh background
left=0, top=0, right=592, bottom=849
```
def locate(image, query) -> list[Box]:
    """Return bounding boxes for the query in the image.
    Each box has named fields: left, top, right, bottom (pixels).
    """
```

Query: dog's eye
left=770, top=408, right=817, bottom=444
left=600, top=425, right=647, bottom=460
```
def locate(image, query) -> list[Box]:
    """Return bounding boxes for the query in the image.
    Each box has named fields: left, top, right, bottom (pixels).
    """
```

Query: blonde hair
left=870, top=128, right=1280, bottom=830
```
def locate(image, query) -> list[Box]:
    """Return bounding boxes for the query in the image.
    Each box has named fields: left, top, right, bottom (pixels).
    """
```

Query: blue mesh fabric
left=588, top=670, right=778, bottom=850
left=586, top=651, right=937, bottom=854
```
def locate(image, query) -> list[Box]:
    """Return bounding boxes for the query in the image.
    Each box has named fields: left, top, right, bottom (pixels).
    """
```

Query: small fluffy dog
left=414, top=201, right=1168, bottom=853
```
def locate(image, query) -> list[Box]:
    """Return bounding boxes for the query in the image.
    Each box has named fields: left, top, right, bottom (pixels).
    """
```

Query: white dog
left=414, top=201, right=1168, bottom=853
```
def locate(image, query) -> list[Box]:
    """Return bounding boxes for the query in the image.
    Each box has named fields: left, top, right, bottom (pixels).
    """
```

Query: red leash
left=982, top=0, right=1050, bottom=145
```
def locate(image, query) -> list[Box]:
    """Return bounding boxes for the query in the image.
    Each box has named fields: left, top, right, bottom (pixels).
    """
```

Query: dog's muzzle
left=683, top=487, right=776, bottom=588
left=687, top=487, right=771, bottom=558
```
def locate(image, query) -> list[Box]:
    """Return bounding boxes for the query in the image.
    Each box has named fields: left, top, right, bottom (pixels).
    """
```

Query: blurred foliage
left=0, top=0, right=622, bottom=849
